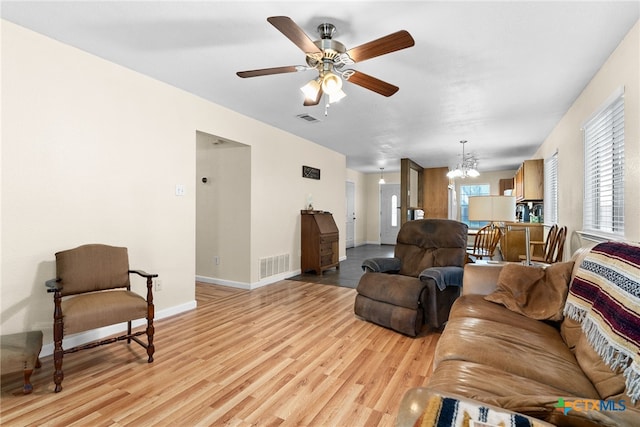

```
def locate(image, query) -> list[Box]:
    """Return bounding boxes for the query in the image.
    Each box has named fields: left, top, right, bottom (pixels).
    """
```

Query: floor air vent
left=296, top=113, right=320, bottom=123
left=259, top=254, right=290, bottom=279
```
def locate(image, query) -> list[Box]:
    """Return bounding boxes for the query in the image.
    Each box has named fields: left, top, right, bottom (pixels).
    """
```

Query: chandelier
left=446, top=140, right=479, bottom=179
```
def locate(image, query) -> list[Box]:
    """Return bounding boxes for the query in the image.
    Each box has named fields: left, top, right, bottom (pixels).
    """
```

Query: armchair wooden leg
left=146, top=276, right=155, bottom=363
left=53, top=289, right=64, bottom=392
left=146, top=322, right=155, bottom=363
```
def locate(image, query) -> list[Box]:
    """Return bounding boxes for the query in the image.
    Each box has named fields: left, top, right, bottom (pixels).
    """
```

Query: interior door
left=345, top=181, right=355, bottom=248
left=380, top=184, right=401, bottom=244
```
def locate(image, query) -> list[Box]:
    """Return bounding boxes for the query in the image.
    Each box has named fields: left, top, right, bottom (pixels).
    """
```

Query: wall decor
left=302, top=165, right=321, bottom=180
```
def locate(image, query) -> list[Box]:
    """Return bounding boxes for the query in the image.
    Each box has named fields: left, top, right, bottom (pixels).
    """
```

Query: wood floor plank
left=0, top=280, right=439, bottom=426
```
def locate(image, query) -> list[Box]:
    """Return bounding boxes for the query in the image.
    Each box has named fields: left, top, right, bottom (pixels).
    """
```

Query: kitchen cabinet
left=499, top=178, right=514, bottom=195
left=301, top=210, right=339, bottom=275
left=500, top=222, right=544, bottom=262
left=515, top=159, right=544, bottom=201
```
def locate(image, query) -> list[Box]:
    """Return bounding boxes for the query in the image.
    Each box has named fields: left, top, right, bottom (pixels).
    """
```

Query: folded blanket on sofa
left=564, top=241, right=640, bottom=404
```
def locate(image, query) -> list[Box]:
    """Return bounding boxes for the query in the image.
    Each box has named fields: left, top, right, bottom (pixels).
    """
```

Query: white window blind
left=583, top=93, right=624, bottom=235
left=544, top=152, right=558, bottom=225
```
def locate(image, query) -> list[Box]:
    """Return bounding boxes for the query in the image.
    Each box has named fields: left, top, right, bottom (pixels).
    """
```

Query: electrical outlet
left=154, top=279, right=162, bottom=292
left=214, top=256, right=220, bottom=265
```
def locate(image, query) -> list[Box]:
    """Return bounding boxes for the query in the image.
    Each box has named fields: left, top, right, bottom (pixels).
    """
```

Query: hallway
left=287, top=244, right=395, bottom=288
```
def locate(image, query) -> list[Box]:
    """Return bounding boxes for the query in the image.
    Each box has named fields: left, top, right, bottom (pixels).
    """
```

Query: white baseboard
left=39, top=300, right=197, bottom=357
left=196, top=270, right=301, bottom=290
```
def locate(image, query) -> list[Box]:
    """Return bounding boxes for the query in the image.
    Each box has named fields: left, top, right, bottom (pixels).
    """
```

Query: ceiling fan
left=236, top=16, right=415, bottom=106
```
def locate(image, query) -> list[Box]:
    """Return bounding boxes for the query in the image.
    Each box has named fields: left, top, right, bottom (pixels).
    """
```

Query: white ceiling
left=2, top=1, right=638, bottom=173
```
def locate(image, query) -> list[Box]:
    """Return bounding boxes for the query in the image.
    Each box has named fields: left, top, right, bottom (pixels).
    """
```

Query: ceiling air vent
left=296, top=113, right=320, bottom=123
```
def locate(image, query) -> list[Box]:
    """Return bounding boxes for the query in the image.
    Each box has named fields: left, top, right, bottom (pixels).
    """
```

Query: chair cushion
left=56, top=244, right=130, bottom=296
left=394, top=219, right=467, bottom=277
left=62, top=290, right=147, bottom=335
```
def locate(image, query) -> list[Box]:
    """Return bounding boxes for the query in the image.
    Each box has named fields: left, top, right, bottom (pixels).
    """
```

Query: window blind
left=544, top=152, right=558, bottom=225
left=583, top=94, right=624, bottom=235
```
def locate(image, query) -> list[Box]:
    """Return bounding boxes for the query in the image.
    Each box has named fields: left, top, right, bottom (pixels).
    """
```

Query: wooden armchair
left=467, top=225, right=502, bottom=261
left=519, top=224, right=567, bottom=264
left=45, top=244, right=157, bottom=392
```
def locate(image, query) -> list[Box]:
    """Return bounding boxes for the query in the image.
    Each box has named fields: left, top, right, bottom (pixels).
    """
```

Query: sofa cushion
left=574, top=332, right=627, bottom=399
left=449, top=295, right=562, bottom=335
left=484, top=261, right=574, bottom=321
left=435, top=315, right=600, bottom=398
left=428, top=359, right=582, bottom=400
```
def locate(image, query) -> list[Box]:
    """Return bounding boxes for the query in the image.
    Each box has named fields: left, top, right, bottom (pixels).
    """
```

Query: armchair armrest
left=361, top=257, right=401, bottom=273
left=461, top=262, right=505, bottom=296
left=45, top=278, right=61, bottom=293
left=129, top=270, right=158, bottom=279
left=419, top=266, right=463, bottom=291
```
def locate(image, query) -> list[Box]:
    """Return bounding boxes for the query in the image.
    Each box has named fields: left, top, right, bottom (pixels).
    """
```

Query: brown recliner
left=354, top=219, right=468, bottom=336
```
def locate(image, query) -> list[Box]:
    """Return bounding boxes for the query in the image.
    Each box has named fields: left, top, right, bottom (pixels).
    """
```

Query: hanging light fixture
left=300, top=78, right=321, bottom=101
left=446, top=140, right=480, bottom=179
left=302, top=71, right=347, bottom=106
left=378, top=167, right=386, bottom=184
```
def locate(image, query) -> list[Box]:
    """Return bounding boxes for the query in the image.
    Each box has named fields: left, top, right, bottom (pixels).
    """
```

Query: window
left=583, top=89, right=624, bottom=235
left=460, top=184, right=490, bottom=228
left=544, top=152, right=558, bottom=225
left=391, top=195, right=398, bottom=227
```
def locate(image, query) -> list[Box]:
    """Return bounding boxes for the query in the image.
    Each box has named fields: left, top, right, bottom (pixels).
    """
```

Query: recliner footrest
left=354, top=294, right=423, bottom=337
left=356, top=272, right=428, bottom=309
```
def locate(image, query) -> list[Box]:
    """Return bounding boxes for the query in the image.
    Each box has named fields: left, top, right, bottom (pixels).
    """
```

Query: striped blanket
left=564, top=241, right=640, bottom=404
left=415, top=395, right=541, bottom=427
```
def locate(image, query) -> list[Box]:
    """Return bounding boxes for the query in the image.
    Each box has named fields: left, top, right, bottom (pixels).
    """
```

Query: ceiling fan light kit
left=237, top=16, right=415, bottom=108
left=447, top=140, right=480, bottom=179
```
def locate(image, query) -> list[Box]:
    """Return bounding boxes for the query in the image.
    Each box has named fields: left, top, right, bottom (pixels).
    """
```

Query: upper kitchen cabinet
left=515, top=159, right=544, bottom=201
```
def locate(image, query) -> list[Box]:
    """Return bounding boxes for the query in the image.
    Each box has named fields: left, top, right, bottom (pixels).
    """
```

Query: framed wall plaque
left=302, top=165, right=321, bottom=180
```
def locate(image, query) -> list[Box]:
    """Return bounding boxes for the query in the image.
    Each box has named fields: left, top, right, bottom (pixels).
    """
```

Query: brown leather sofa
left=410, top=243, right=640, bottom=426
left=354, top=219, right=467, bottom=337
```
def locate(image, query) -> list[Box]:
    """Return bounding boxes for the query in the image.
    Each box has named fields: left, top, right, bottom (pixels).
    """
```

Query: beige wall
left=533, top=20, right=639, bottom=248
left=196, top=134, right=251, bottom=283
left=1, top=21, right=345, bottom=347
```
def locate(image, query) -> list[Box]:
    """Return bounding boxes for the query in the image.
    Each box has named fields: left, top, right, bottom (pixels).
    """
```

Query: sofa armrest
left=462, top=262, right=506, bottom=296
left=361, top=257, right=401, bottom=273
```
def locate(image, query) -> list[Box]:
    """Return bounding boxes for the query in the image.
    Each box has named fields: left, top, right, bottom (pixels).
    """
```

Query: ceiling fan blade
left=303, top=87, right=324, bottom=106
left=236, top=66, right=305, bottom=78
left=346, top=71, right=399, bottom=97
left=346, top=30, right=415, bottom=63
left=267, top=16, right=322, bottom=54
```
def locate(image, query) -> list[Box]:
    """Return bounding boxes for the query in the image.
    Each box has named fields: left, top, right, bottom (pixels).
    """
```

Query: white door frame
left=345, top=181, right=356, bottom=248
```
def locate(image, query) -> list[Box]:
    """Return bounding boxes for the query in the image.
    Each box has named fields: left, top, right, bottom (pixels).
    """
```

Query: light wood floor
left=1, top=281, right=439, bottom=426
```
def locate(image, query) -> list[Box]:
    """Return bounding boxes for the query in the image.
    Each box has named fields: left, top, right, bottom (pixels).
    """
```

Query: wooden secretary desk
left=300, top=210, right=340, bottom=275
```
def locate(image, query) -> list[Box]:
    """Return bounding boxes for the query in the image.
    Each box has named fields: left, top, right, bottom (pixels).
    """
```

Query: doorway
left=380, top=184, right=401, bottom=244
left=345, top=181, right=355, bottom=248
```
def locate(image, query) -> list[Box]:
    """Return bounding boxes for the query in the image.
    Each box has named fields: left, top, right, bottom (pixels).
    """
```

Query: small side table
left=1, top=331, right=43, bottom=394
